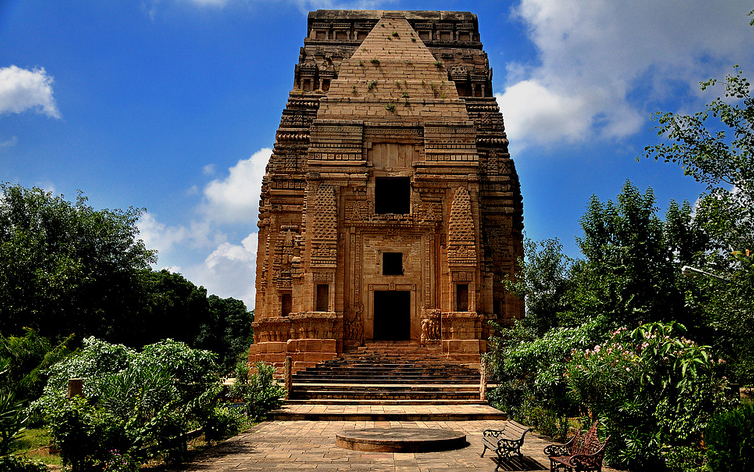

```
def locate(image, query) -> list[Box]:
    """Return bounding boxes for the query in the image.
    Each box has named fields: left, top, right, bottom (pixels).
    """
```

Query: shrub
left=0, top=390, right=28, bottom=456
left=102, top=449, right=139, bottom=472
left=35, top=338, right=231, bottom=470
left=486, top=316, right=607, bottom=419
left=233, top=362, right=285, bottom=421
left=705, top=402, right=754, bottom=472
left=45, top=396, right=126, bottom=471
left=565, top=322, right=734, bottom=471
left=202, top=405, right=244, bottom=443
left=0, top=455, right=49, bottom=472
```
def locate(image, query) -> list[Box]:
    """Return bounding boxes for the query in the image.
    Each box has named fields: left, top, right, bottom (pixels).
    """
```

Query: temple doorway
left=373, top=291, right=410, bottom=341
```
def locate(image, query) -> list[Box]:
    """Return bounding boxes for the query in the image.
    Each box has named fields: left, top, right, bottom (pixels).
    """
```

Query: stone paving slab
left=166, top=418, right=626, bottom=472
left=271, top=403, right=506, bottom=421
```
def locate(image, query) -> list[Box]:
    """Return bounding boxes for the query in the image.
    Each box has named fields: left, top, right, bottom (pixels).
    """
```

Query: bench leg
left=480, top=443, right=487, bottom=457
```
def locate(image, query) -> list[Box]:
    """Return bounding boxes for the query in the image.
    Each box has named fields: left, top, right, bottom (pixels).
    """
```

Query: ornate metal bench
left=480, top=420, right=531, bottom=471
left=543, top=421, right=609, bottom=472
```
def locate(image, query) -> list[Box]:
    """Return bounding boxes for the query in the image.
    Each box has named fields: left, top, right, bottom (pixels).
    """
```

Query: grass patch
left=10, top=427, right=63, bottom=467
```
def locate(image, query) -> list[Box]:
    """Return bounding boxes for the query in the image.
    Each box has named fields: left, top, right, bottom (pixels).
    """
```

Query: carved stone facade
left=250, top=10, right=524, bottom=371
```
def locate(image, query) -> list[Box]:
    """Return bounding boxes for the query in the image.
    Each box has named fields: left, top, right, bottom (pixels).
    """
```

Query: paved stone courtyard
left=167, top=417, right=624, bottom=472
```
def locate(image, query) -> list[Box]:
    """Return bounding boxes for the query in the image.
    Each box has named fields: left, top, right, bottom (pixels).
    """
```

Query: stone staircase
left=287, top=341, right=484, bottom=405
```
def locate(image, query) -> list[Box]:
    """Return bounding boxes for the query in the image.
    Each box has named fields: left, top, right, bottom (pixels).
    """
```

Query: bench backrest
left=503, top=421, right=530, bottom=440
left=571, top=421, right=602, bottom=456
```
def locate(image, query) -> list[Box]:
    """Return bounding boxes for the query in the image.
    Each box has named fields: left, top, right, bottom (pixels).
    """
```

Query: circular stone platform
left=336, top=427, right=467, bottom=453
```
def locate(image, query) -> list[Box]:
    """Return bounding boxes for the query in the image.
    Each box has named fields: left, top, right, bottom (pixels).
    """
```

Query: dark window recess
left=456, top=284, right=469, bottom=312
left=281, top=293, right=292, bottom=316
left=375, top=177, right=410, bottom=214
left=383, top=252, right=403, bottom=275
left=316, top=284, right=329, bottom=311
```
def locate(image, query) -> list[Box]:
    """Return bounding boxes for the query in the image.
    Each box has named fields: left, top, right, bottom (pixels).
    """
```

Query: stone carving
left=251, top=10, right=524, bottom=371
left=448, top=187, right=477, bottom=266
left=345, top=304, right=364, bottom=344
left=420, top=309, right=441, bottom=346
left=311, top=184, right=337, bottom=266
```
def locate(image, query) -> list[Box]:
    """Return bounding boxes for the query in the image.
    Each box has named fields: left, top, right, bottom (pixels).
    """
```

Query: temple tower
left=250, top=10, right=524, bottom=371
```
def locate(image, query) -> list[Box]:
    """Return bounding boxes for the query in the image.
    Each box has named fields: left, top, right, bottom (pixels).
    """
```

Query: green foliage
left=643, top=65, right=754, bottom=251
left=0, top=184, right=156, bottom=341
left=0, top=389, right=27, bottom=456
left=201, top=297, right=254, bottom=374
left=704, top=402, right=754, bottom=471
left=0, top=329, right=72, bottom=401
left=643, top=66, right=754, bottom=384
left=0, top=455, right=48, bottom=472
left=564, top=322, right=734, bottom=471
left=504, top=238, right=575, bottom=335
left=35, top=338, right=232, bottom=470
left=125, top=269, right=212, bottom=348
left=486, top=317, right=608, bottom=422
left=45, top=396, right=125, bottom=471
left=575, top=182, right=702, bottom=329
left=201, top=405, right=244, bottom=444
left=232, top=362, right=285, bottom=421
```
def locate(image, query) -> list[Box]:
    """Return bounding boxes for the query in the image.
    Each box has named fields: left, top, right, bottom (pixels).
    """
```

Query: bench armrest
left=482, top=429, right=505, bottom=439
left=544, top=435, right=575, bottom=457
left=543, top=444, right=571, bottom=457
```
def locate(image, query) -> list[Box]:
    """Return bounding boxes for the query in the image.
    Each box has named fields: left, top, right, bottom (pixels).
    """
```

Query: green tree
left=36, top=338, right=239, bottom=470
left=573, top=182, right=704, bottom=329
left=0, top=184, right=156, bottom=340
left=197, top=296, right=254, bottom=373
left=643, top=66, right=754, bottom=383
left=124, top=269, right=212, bottom=348
left=0, top=329, right=71, bottom=401
left=643, top=66, right=754, bottom=252
left=503, top=238, right=575, bottom=336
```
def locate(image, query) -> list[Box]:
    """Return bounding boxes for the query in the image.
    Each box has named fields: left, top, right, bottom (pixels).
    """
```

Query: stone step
left=285, top=342, right=486, bottom=406
left=291, top=392, right=480, bottom=401
left=292, top=377, right=479, bottom=384
left=284, top=398, right=487, bottom=405
left=291, top=383, right=479, bottom=391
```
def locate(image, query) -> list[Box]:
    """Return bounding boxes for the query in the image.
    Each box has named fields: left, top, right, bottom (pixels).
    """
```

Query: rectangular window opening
left=375, top=177, right=410, bottom=214
left=383, top=252, right=403, bottom=276
left=456, top=284, right=469, bottom=312
left=316, top=284, right=329, bottom=312
left=281, top=293, right=292, bottom=317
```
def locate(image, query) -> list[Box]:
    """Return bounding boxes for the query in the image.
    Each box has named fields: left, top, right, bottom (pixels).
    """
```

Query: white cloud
left=0, top=66, right=60, bottom=118
left=139, top=148, right=271, bottom=308
left=185, top=232, right=259, bottom=307
left=202, top=164, right=216, bottom=175
left=0, top=136, right=18, bottom=148
left=138, top=212, right=192, bottom=255
left=201, top=147, right=270, bottom=224
left=498, top=0, right=753, bottom=149
left=185, top=0, right=229, bottom=5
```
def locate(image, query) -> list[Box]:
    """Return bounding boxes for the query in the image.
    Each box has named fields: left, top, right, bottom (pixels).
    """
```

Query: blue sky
left=1, top=0, right=752, bottom=310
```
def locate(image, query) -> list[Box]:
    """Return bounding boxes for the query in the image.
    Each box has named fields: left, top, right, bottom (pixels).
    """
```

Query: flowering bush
left=103, top=449, right=139, bottom=472
left=485, top=317, right=608, bottom=439
left=565, top=322, right=734, bottom=471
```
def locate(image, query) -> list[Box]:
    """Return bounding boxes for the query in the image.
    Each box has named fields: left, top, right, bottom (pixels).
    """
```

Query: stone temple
left=249, top=10, right=524, bottom=371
